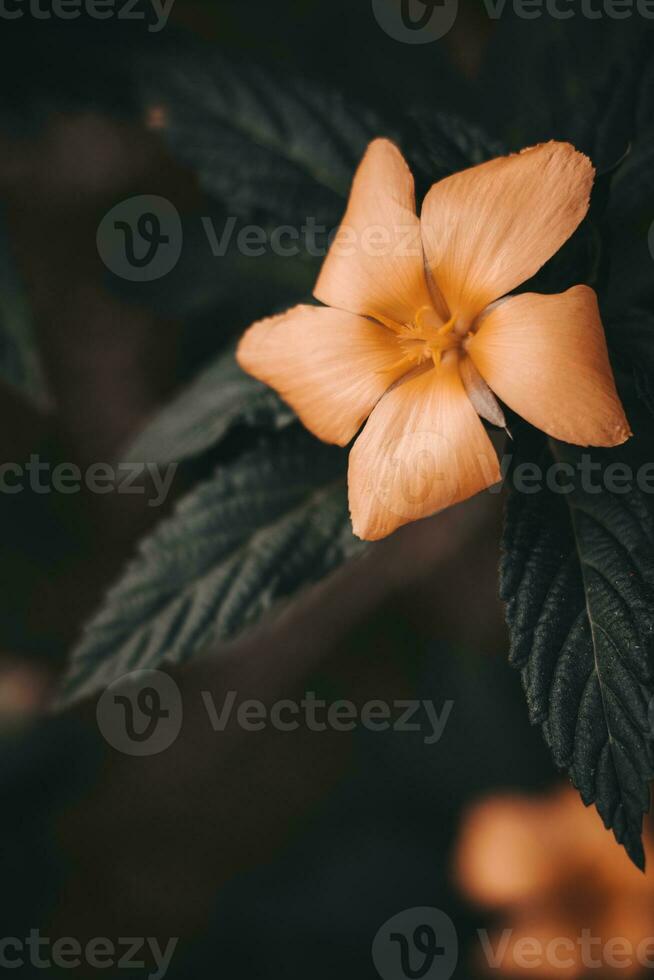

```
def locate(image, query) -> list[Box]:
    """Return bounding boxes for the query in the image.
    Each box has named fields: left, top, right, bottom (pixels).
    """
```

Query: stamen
left=380, top=307, right=462, bottom=375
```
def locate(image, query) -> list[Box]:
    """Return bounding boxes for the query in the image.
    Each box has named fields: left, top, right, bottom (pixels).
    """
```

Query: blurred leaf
left=106, top=206, right=318, bottom=323
left=140, top=44, right=393, bottom=229
left=568, top=35, right=652, bottom=174
left=0, top=209, right=48, bottom=406
left=608, top=135, right=654, bottom=221
left=501, top=429, right=654, bottom=868
left=636, top=50, right=654, bottom=136
left=128, top=41, right=506, bottom=350
left=125, top=345, right=294, bottom=467
left=607, top=309, right=654, bottom=418
left=139, top=41, right=498, bottom=230
left=58, top=428, right=361, bottom=706
left=604, top=131, right=654, bottom=311
left=478, top=18, right=645, bottom=153
left=523, top=219, right=602, bottom=298
left=405, top=109, right=503, bottom=204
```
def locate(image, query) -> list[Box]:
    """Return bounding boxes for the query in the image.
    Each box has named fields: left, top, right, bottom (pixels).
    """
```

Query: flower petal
left=314, top=138, right=441, bottom=327
left=348, top=355, right=501, bottom=540
left=467, top=286, right=631, bottom=446
left=421, top=142, right=594, bottom=325
left=236, top=304, right=409, bottom=446
left=459, top=354, right=507, bottom=429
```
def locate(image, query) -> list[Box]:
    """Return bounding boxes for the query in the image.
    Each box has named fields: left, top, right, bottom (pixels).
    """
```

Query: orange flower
left=454, top=787, right=654, bottom=978
left=237, top=139, right=630, bottom=540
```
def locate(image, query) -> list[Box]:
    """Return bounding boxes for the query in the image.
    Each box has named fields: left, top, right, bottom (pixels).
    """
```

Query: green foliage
left=501, top=428, right=654, bottom=868
left=140, top=45, right=391, bottom=229
left=608, top=310, right=654, bottom=419
left=59, top=427, right=361, bottom=705
left=138, top=42, right=500, bottom=228
left=126, top=345, right=294, bottom=467
left=0, top=209, right=47, bottom=405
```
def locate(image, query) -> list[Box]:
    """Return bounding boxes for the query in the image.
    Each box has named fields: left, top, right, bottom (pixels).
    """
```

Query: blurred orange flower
left=237, top=139, right=630, bottom=541
left=455, top=787, right=654, bottom=978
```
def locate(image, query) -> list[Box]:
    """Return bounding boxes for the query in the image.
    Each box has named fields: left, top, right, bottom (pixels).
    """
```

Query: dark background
left=0, top=4, right=652, bottom=978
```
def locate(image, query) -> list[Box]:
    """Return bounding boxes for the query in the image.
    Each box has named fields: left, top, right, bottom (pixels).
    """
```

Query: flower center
left=395, top=306, right=460, bottom=369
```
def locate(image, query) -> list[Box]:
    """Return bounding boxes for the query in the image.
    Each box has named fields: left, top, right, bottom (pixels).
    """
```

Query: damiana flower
left=237, top=139, right=630, bottom=540
left=455, top=787, right=654, bottom=978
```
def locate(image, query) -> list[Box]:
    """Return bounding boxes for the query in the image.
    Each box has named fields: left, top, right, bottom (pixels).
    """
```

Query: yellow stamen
left=376, top=307, right=462, bottom=375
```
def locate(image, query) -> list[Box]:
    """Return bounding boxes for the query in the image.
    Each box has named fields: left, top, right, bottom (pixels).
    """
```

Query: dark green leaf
left=501, top=430, right=654, bottom=868
left=140, top=44, right=393, bottom=230
left=125, top=345, right=294, bottom=467
left=58, top=428, right=361, bottom=706
left=139, top=42, right=497, bottom=232
left=0, top=208, right=48, bottom=405
left=607, top=309, right=654, bottom=419
left=478, top=18, right=644, bottom=156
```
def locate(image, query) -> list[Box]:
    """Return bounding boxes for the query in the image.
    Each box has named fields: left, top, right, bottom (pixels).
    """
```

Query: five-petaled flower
left=237, top=139, right=630, bottom=541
